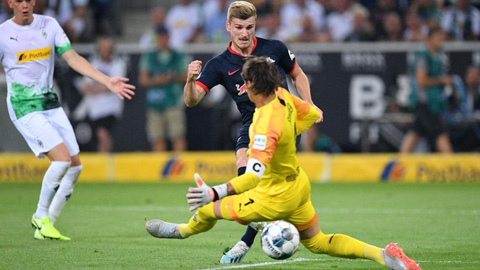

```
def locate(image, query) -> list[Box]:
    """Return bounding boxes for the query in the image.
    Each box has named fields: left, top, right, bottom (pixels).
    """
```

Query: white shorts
left=12, top=108, right=80, bottom=158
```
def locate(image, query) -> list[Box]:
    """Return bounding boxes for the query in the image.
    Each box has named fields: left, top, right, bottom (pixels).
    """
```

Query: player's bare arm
left=62, top=49, right=135, bottom=100
left=82, top=82, right=109, bottom=95
left=184, top=60, right=206, bottom=107
left=289, top=62, right=323, bottom=123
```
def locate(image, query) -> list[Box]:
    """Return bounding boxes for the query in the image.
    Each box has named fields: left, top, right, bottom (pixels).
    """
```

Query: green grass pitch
left=0, top=182, right=479, bottom=269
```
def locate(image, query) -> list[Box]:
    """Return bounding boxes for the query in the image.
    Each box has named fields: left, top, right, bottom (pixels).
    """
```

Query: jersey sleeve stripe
left=295, top=213, right=318, bottom=232
left=55, top=44, right=72, bottom=56
left=195, top=81, right=210, bottom=93
left=286, top=59, right=297, bottom=75
left=249, top=103, right=282, bottom=165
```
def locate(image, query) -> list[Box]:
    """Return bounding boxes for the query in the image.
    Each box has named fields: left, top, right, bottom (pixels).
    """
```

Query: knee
left=45, top=161, right=72, bottom=187
left=300, top=231, right=330, bottom=254
left=62, top=165, right=83, bottom=187
left=70, top=155, right=81, bottom=167
left=51, top=160, right=72, bottom=173
left=97, top=127, right=110, bottom=140
left=197, top=203, right=217, bottom=222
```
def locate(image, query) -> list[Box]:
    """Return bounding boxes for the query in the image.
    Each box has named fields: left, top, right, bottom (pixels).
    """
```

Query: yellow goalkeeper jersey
left=231, top=87, right=320, bottom=202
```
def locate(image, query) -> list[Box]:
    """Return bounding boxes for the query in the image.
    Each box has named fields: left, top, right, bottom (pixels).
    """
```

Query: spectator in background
left=410, top=0, right=442, bottom=28
left=165, top=0, right=202, bottom=49
left=139, top=7, right=167, bottom=50
left=277, top=0, right=326, bottom=42
left=441, top=0, right=480, bottom=40
left=81, top=37, right=127, bottom=153
left=318, top=0, right=334, bottom=14
left=400, top=27, right=453, bottom=153
left=443, top=66, right=480, bottom=152
left=254, top=0, right=283, bottom=40
left=298, top=13, right=322, bottom=42
left=403, top=11, right=428, bottom=41
left=0, top=0, right=12, bottom=22
left=254, top=0, right=282, bottom=17
left=320, top=0, right=354, bottom=42
left=139, top=26, right=188, bottom=152
left=380, top=12, right=404, bottom=41
left=91, top=0, right=122, bottom=37
left=347, top=7, right=376, bottom=41
left=202, top=0, right=230, bottom=43
left=33, top=0, right=49, bottom=14
left=255, top=9, right=281, bottom=39
left=64, top=3, right=87, bottom=43
left=370, top=0, right=404, bottom=40
left=460, top=65, right=480, bottom=150
left=464, top=66, right=480, bottom=114
left=45, top=0, right=89, bottom=42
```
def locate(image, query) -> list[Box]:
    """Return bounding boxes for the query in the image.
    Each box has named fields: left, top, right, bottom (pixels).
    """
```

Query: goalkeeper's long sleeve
left=229, top=172, right=260, bottom=194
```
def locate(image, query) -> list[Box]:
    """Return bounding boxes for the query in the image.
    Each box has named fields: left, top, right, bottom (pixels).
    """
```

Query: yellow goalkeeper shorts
left=219, top=169, right=318, bottom=231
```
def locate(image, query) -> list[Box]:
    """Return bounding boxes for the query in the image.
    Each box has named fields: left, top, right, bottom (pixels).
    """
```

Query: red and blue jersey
left=195, top=37, right=296, bottom=125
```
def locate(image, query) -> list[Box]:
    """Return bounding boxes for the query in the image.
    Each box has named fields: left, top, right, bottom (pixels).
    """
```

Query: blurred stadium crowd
left=0, top=0, right=479, bottom=154
left=0, top=0, right=478, bottom=46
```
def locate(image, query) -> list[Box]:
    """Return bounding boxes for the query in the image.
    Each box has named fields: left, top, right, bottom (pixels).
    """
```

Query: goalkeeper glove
left=187, top=173, right=227, bottom=211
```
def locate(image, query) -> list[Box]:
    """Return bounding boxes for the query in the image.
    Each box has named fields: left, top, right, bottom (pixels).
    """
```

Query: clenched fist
left=187, top=60, right=202, bottom=82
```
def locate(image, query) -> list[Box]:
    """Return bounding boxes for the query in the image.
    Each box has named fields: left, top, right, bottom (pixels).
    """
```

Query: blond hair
left=227, top=1, right=257, bottom=22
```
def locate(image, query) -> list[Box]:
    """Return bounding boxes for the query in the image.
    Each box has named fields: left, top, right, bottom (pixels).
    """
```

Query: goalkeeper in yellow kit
left=146, top=56, right=421, bottom=270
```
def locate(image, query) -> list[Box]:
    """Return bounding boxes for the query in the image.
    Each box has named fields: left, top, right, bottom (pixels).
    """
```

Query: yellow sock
left=178, top=203, right=217, bottom=238
left=364, top=244, right=386, bottom=266
left=301, top=232, right=366, bottom=259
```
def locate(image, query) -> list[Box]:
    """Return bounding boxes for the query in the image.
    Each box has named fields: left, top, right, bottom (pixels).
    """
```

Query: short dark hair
left=241, top=56, right=284, bottom=97
left=428, top=26, right=443, bottom=37
left=156, top=25, right=169, bottom=35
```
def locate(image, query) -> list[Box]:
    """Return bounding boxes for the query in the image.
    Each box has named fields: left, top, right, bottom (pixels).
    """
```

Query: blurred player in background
left=139, top=26, right=188, bottom=152
left=0, top=0, right=135, bottom=240
left=400, top=27, right=453, bottom=153
left=183, top=1, right=323, bottom=262
left=147, top=56, right=421, bottom=270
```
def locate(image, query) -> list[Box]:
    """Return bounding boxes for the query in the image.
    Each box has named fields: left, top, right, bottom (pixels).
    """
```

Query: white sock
left=49, top=165, right=83, bottom=224
left=35, top=161, right=71, bottom=219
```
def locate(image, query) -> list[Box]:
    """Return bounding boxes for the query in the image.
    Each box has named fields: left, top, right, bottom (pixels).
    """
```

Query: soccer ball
left=260, top=220, right=300, bottom=260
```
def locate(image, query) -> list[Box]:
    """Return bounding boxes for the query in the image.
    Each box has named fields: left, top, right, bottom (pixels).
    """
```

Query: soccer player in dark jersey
left=183, top=0, right=323, bottom=263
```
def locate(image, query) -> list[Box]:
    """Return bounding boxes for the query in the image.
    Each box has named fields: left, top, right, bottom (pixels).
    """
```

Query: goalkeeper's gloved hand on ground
left=187, top=173, right=227, bottom=211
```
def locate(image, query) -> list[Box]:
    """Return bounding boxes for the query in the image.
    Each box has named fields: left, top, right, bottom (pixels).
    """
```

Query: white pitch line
left=196, top=258, right=330, bottom=270
left=196, top=258, right=480, bottom=270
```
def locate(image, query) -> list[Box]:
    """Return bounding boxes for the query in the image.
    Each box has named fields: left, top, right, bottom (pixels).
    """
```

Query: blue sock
left=237, top=166, right=246, bottom=176
left=241, top=225, right=258, bottom=247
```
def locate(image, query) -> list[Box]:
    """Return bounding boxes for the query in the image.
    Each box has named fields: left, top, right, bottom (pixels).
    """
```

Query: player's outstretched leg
left=145, top=219, right=184, bottom=239
left=220, top=222, right=266, bottom=264
left=382, top=243, right=422, bottom=270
